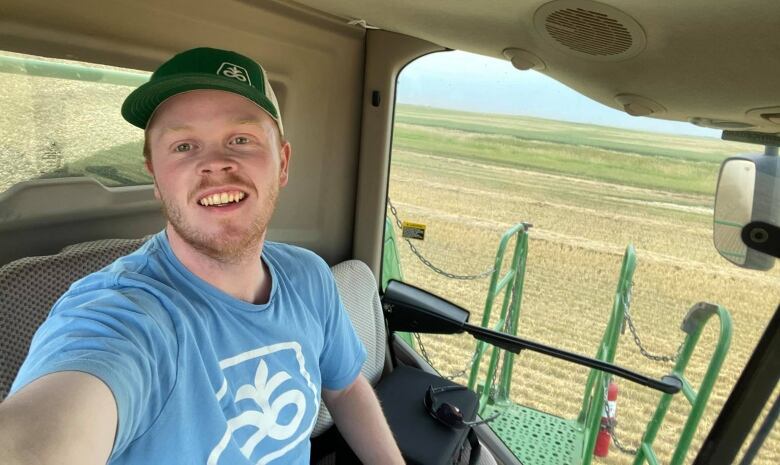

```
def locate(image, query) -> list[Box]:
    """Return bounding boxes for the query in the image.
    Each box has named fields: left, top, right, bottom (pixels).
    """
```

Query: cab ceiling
left=288, top=0, right=780, bottom=134
left=2, top=0, right=779, bottom=134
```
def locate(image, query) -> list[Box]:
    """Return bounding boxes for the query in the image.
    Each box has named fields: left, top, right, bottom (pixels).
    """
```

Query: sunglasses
left=424, top=385, right=501, bottom=429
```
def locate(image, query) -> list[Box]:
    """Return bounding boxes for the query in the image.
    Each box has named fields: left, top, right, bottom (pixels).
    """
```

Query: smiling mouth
left=198, top=190, right=247, bottom=207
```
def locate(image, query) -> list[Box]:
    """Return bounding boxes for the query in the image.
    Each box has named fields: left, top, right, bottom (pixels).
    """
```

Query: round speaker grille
left=534, top=0, right=646, bottom=61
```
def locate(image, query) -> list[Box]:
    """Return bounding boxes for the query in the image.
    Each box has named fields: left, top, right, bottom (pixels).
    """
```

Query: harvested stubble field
left=389, top=105, right=780, bottom=464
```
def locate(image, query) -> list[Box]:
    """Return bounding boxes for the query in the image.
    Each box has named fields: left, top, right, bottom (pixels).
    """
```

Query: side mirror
left=713, top=151, right=780, bottom=270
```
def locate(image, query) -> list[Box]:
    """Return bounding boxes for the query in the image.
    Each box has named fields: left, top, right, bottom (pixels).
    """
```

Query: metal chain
left=414, top=332, right=478, bottom=381
left=444, top=351, right=478, bottom=381
left=387, top=198, right=494, bottom=280
left=625, top=309, right=685, bottom=363
left=605, top=283, right=685, bottom=456
left=624, top=283, right=685, bottom=363
left=610, top=423, right=639, bottom=456
left=601, top=377, right=639, bottom=455
left=410, top=258, right=525, bottom=390
left=413, top=332, right=434, bottom=366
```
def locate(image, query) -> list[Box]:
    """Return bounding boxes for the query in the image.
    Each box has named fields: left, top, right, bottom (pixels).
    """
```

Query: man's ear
left=145, top=159, right=161, bottom=200
left=278, top=142, right=291, bottom=187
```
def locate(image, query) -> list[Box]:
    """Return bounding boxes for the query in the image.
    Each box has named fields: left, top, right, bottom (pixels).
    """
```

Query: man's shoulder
left=263, top=242, right=333, bottom=288
left=63, top=235, right=170, bottom=302
left=264, top=241, right=328, bottom=269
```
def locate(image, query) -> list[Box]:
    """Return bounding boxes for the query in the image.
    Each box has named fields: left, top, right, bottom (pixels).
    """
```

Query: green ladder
left=466, top=222, right=532, bottom=403
left=472, top=244, right=636, bottom=465
left=471, top=243, right=732, bottom=465
left=632, top=302, right=732, bottom=465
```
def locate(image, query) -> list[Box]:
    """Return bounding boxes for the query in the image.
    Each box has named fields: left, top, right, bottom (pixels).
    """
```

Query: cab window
left=385, top=50, right=780, bottom=463
left=0, top=50, right=150, bottom=194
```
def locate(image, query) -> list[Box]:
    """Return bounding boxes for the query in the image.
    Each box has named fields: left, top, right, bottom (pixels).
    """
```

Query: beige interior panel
left=289, top=0, right=780, bottom=134
left=0, top=0, right=367, bottom=266
left=352, top=31, right=444, bottom=276
left=0, top=179, right=163, bottom=265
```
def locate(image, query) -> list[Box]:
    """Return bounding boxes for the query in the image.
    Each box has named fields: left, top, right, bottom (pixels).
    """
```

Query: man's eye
left=174, top=143, right=192, bottom=152
left=231, top=136, right=250, bottom=145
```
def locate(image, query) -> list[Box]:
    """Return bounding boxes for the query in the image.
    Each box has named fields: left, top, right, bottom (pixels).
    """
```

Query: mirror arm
left=382, top=280, right=681, bottom=395
left=462, top=323, right=681, bottom=394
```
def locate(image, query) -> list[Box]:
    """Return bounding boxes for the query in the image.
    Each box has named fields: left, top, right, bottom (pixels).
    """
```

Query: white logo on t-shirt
left=207, top=342, right=318, bottom=465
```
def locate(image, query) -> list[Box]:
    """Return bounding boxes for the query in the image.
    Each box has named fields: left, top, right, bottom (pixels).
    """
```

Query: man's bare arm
left=322, top=374, right=403, bottom=465
left=0, top=371, right=117, bottom=465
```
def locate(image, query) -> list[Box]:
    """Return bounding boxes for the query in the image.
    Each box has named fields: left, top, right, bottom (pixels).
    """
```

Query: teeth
left=199, top=190, right=246, bottom=206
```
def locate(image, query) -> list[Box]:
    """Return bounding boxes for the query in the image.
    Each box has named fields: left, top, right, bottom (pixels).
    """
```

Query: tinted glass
left=0, top=51, right=150, bottom=194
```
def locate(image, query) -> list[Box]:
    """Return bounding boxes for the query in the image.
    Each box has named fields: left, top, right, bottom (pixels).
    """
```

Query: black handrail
left=463, top=323, right=682, bottom=394
left=383, top=279, right=682, bottom=395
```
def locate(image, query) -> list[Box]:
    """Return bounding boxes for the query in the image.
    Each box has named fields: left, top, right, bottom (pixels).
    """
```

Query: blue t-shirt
left=10, top=232, right=367, bottom=464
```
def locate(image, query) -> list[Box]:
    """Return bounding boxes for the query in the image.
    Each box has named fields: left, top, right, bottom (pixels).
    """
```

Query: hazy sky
left=397, top=51, right=721, bottom=139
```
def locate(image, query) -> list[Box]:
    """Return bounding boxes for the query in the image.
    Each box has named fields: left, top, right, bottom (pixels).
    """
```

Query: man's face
left=145, top=89, right=290, bottom=262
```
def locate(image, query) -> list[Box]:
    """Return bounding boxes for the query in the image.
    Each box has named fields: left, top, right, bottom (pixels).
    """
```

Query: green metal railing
left=382, top=216, right=404, bottom=291
left=466, top=222, right=531, bottom=408
left=633, top=302, right=732, bottom=465
left=472, top=245, right=636, bottom=465
left=576, top=244, right=637, bottom=462
left=468, top=244, right=732, bottom=465
left=384, top=214, right=732, bottom=465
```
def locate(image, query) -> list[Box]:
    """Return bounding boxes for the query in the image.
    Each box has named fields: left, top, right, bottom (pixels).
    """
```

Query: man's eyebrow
left=152, top=118, right=266, bottom=141
left=155, top=125, right=194, bottom=140
left=233, top=118, right=265, bottom=126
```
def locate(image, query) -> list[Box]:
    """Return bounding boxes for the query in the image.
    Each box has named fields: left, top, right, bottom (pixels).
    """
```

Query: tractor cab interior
left=1, top=1, right=779, bottom=465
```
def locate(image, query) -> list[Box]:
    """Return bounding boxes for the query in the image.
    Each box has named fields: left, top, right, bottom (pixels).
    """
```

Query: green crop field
left=388, top=104, right=780, bottom=465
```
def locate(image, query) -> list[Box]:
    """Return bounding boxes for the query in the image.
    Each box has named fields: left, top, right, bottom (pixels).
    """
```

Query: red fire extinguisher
left=594, top=381, right=618, bottom=457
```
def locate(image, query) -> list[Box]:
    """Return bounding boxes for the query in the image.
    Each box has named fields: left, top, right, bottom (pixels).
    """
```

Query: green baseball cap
left=121, top=47, right=284, bottom=136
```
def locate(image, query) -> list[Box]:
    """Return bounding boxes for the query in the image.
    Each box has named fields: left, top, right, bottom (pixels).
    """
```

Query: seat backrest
left=0, top=240, right=387, bottom=439
left=312, top=260, right=386, bottom=436
left=0, top=238, right=148, bottom=400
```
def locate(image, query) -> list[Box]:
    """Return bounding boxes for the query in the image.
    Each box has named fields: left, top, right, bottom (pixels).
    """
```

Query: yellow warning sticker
left=401, top=221, right=426, bottom=240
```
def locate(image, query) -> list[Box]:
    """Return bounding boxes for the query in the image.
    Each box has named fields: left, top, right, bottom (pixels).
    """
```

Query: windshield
left=386, top=50, right=780, bottom=464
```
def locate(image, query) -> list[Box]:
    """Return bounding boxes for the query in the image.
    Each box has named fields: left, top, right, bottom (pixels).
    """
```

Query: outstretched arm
left=322, top=374, right=403, bottom=464
left=0, top=371, right=117, bottom=465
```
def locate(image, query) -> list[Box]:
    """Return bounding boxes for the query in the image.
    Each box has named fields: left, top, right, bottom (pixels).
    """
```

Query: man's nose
left=198, top=148, right=237, bottom=174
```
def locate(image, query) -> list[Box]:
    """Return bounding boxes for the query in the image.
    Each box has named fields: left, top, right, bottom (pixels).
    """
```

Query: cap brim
left=121, top=73, right=280, bottom=130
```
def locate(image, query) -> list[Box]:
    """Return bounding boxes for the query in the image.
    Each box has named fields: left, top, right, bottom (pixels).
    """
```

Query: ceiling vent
left=534, top=0, right=646, bottom=61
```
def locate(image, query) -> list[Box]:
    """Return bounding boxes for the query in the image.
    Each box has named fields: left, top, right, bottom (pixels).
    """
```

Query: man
left=0, top=47, right=403, bottom=464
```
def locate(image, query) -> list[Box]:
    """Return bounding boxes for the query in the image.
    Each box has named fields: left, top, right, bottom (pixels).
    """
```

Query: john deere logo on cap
left=217, top=62, right=251, bottom=85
